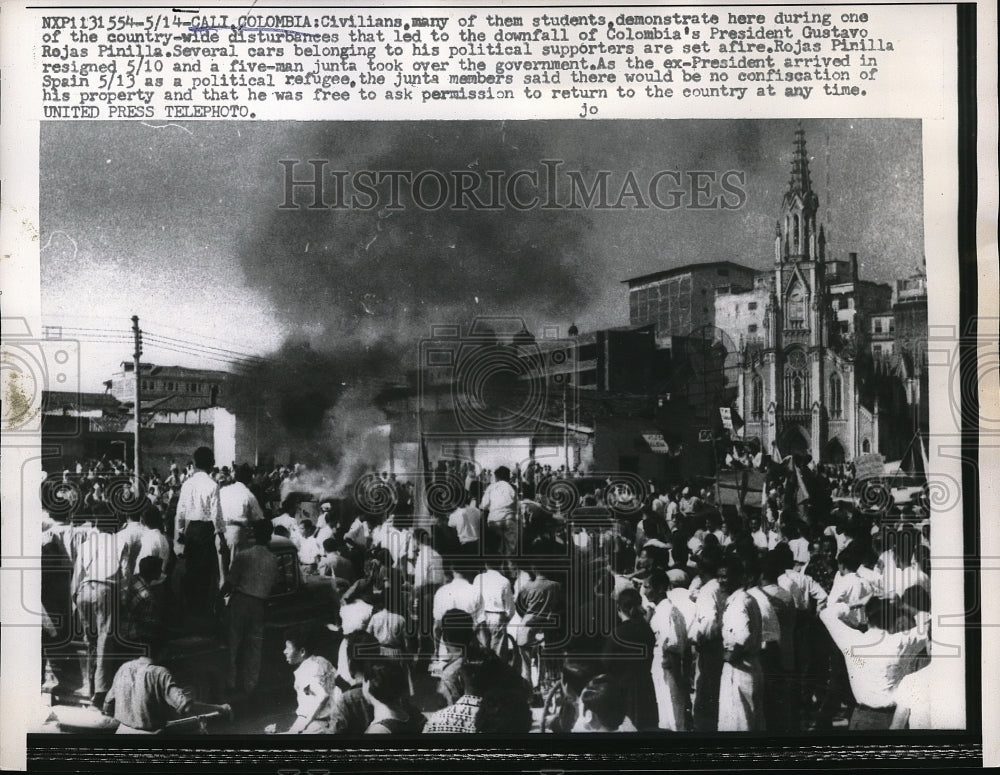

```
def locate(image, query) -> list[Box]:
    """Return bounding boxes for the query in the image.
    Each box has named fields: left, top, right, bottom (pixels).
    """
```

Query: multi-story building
left=624, top=261, right=758, bottom=344
left=105, top=362, right=232, bottom=408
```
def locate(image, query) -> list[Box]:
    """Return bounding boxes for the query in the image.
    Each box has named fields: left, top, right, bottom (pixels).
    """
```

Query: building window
left=791, top=376, right=803, bottom=409
left=873, top=345, right=883, bottom=357
left=748, top=324, right=758, bottom=334
left=829, top=373, right=843, bottom=418
left=874, top=319, right=884, bottom=334
left=862, top=438, right=871, bottom=453
left=748, top=302, right=757, bottom=311
left=751, top=374, right=763, bottom=418
left=784, top=348, right=809, bottom=411
left=788, top=290, right=805, bottom=326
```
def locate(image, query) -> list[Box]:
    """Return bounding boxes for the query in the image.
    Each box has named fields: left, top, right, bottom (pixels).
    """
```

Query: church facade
left=715, top=127, right=909, bottom=463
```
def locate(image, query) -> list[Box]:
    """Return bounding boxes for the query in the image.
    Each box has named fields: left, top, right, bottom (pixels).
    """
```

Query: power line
left=53, top=325, right=271, bottom=365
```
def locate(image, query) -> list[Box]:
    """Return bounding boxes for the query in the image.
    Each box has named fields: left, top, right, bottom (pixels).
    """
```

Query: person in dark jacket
left=602, top=587, right=658, bottom=730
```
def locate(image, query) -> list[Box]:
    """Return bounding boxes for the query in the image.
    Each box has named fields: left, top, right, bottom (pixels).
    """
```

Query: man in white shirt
left=432, top=564, right=481, bottom=657
left=480, top=466, right=518, bottom=557
left=135, top=510, right=171, bottom=584
left=447, top=495, right=481, bottom=555
left=410, top=529, right=445, bottom=661
left=174, top=446, right=226, bottom=628
left=642, top=570, right=688, bottom=731
left=829, top=543, right=874, bottom=629
left=820, top=597, right=930, bottom=729
left=270, top=500, right=302, bottom=548
left=219, top=464, right=264, bottom=567
left=688, top=546, right=726, bottom=732
left=746, top=555, right=785, bottom=732
left=116, top=509, right=146, bottom=587
left=72, top=518, right=122, bottom=703
left=718, top=555, right=764, bottom=731
left=472, top=557, right=514, bottom=653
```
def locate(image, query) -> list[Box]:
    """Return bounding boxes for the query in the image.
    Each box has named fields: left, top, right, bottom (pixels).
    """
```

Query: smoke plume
left=233, top=122, right=598, bottom=470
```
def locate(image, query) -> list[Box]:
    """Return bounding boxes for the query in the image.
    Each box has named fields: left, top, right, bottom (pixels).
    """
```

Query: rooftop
left=622, top=261, right=758, bottom=288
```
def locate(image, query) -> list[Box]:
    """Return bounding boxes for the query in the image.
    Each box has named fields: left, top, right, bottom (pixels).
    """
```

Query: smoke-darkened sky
left=41, top=119, right=923, bottom=391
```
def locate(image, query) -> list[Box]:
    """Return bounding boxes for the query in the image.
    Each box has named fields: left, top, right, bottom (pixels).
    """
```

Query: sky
left=40, top=119, right=924, bottom=392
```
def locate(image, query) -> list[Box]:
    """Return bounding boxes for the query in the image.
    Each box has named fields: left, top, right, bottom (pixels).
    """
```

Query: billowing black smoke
left=233, top=122, right=597, bottom=467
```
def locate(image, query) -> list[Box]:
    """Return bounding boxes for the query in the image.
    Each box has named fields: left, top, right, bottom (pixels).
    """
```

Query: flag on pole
left=730, top=403, right=745, bottom=439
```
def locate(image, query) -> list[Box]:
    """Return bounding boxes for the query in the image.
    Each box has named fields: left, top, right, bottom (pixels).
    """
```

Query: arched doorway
left=823, top=437, right=846, bottom=464
left=778, top=424, right=811, bottom=457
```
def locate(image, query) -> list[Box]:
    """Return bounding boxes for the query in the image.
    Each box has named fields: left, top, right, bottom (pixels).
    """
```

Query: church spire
left=787, top=123, right=813, bottom=196
left=778, top=124, right=820, bottom=262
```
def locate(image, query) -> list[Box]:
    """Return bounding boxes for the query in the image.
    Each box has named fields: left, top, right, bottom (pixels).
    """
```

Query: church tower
left=770, top=125, right=828, bottom=461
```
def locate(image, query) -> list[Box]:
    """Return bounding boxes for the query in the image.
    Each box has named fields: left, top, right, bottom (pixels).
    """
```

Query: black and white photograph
left=28, top=117, right=962, bottom=746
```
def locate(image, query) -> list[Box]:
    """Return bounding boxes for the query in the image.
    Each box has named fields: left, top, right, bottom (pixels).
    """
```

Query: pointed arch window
left=829, top=372, right=843, bottom=418
left=751, top=374, right=763, bottom=419
left=792, top=214, right=800, bottom=251
left=787, top=288, right=806, bottom=329
left=784, top=348, right=809, bottom=412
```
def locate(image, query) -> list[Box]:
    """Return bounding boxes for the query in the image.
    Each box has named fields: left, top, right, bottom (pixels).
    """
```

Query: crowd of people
left=40, top=443, right=947, bottom=735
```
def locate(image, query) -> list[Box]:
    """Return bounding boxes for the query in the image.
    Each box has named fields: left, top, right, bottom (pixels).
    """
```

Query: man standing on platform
left=174, top=446, right=225, bottom=631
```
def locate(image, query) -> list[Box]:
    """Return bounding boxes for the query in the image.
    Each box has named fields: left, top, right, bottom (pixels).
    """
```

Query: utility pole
left=562, top=381, right=570, bottom=473
left=131, top=315, right=142, bottom=491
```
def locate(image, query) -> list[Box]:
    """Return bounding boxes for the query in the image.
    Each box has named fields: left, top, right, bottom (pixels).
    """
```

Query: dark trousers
left=409, top=584, right=439, bottom=660
left=77, top=580, right=117, bottom=695
left=814, top=629, right=856, bottom=728
left=849, top=704, right=895, bottom=730
left=228, top=592, right=266, bottom=694
left=760, top=641, right=788, bottom=732
left=183, top=522, right=218, bottom=622
left=692, top=639, right=724, bottom=732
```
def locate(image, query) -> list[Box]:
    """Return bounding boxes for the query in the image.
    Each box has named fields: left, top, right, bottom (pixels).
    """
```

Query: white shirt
left=721, top=588, right=762, bottom=665
left=271, top=513, right=301, bottom=547
left=820, top=604, right=929, bottom=709
left=650, top=597, right=687, bottom=656
left=219, top=481, right=264, bottom=525
left=372, top=522, right=413, bottom=569
left=893, top=657, right=965, bottom=729
left=829, top=571, right=873, bottom=629
left=748, top=586, right=780, bottom=644
left=135, top=527, right=171, bottom=581
left=413, top=545, right=445, bottom=588
left=472, top=568, right=514, bottom=622
left=175, top=471, right=224, bottom=533
left=788, top=537, right=811, bottom=565
left=778, top=568, right=828, bottom=612
left=74, top=531, right=121, bottom=586
left=688, top=578, right=724, bottom=642
left=298, top=535, right=323, bottom=566
left=481, top=480, right=517, bottom=523
left=293, top=655, right=337, bottom=721
left=448, top=505, right=481, bottom=544
left=433, top=577, right=481, bottom=622
left=667, top=587, right=695, bottom=633
left=344, top=518, right=372, bottom=549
